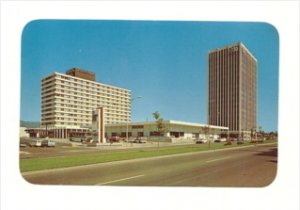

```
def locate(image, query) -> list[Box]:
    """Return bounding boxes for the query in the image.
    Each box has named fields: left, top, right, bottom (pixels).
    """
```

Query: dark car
left=109, top=136, right=122, bottom=142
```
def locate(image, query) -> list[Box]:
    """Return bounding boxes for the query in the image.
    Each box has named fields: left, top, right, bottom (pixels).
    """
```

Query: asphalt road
left=22, top=143, right=277, bottom=187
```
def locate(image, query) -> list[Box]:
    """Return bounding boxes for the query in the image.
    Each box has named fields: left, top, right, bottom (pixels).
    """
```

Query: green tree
left=202, top=126, right=210, bottom=138
left=152, top=111, right=165, bottom=136
left=202, top=126, right=211, bottom=148
left=152, top=111, right=165, bottom=150
left=258, top=126, right=263, bottom=140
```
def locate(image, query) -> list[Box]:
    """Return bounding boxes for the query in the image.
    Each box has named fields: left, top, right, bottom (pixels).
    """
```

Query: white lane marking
left=206, top=156, right=231, bottom=163
left=97, top=174, right=145, bottom=185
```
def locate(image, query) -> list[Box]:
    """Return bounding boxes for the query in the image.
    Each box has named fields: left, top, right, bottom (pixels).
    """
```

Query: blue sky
left=21, top=20, right=279, bottom=132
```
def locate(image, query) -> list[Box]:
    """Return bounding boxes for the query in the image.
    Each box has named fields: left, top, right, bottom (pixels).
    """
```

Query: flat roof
left=208, top=42, right=257, bottom=61
left=106, top=120, right=228, bottom=130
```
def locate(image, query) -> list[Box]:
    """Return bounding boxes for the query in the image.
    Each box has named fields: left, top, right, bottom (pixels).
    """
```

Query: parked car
left=41, top=139, right=56, bottom=147
left=19, top=143, right=27, bottom=148
left=133, top=137, right=147, bottom=143
left=29, top=139, right=42, bottom=147
left=109, top=136, right=122, bottom=142
left=195, top=139, right=207, bottom=144
left=220, top=138, right=227, bottom=142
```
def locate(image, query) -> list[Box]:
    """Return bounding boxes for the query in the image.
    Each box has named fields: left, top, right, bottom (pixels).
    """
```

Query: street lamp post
left=126, top=96, right=142, bottom=146
left=251, top=127, right=256, bottom=142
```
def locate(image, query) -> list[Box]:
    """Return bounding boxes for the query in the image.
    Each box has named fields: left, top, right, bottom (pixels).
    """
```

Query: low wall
left=148, top=136, right=195, bottom=143
left=148, top=136, right=172, bottom=142
left=170, top=137, right=195, bottom=143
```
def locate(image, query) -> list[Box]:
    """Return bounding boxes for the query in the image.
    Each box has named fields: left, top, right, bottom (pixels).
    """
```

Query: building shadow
left=255, top=148, right=277, bottom=157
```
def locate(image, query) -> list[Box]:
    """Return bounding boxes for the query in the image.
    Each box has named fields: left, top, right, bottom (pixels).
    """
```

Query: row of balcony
left=42, top=88, right=130, bottom=106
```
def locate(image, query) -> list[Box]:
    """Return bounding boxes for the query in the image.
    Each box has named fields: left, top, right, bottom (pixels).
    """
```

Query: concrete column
left=93, top=107, right=106, bottom=143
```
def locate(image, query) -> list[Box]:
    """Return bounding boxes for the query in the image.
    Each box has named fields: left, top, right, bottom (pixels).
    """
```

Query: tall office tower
left=208, top=43, right=257, bottom=136
left=41, top=68, right=131, bottom=129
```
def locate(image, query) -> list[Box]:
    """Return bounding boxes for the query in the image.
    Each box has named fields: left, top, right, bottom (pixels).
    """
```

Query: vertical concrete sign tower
left=92, top=107, right=106, bottom=143
left=208, top=43, right=257, bottom=138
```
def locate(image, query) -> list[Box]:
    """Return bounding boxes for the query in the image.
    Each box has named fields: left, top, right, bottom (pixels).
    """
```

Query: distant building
left=208, top=43, right=257, bottom=139
left=19, top=127, right=29, bottom=138
left=41, top=68, right=131, bottom=129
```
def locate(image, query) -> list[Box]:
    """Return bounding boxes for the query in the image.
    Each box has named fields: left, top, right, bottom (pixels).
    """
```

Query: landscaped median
left=20, top=140, right=277, bottom=172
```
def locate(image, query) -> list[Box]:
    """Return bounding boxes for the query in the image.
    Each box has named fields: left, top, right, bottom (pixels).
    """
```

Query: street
left=22, top=143, right=277, bottom=187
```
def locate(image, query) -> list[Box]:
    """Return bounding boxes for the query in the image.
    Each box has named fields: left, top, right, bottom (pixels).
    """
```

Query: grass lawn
left=20, top=140, right=277, bottom=172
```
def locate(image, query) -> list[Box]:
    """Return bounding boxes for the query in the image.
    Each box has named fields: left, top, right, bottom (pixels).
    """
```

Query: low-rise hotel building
left=106, top=120, right=228, bottom=143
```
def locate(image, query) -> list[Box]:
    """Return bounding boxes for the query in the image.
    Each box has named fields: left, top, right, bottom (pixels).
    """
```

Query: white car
left=29, top=139, right=42, bottom=147
left=42, top=139, right=56, bottom=147
left=220, top=138, right=227, bottom=142
left=133, top=137, right=147, bottom=143
left=195, top=139, right=208, bottom=144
